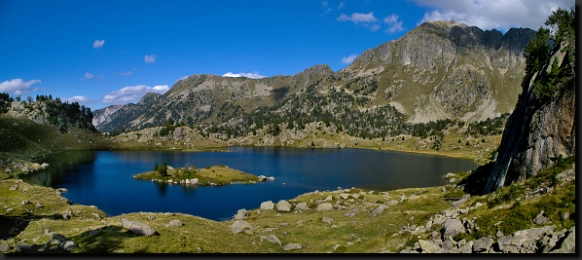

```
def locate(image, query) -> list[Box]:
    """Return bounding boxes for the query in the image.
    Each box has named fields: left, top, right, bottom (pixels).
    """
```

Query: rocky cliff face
left=93, top=21, right=535, bottom=134
left=484, top=44, right=576, bottom=193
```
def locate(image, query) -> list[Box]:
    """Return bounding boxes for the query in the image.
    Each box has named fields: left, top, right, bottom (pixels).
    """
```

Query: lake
left=21, top=147, right=477, bottom=221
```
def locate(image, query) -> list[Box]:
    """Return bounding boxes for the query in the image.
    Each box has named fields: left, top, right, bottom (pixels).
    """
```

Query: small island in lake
left=133, top=162, right=274, bottom=186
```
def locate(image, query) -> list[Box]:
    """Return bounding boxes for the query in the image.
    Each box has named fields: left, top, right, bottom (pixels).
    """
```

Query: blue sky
left=0, top=0, right=574, bottom=110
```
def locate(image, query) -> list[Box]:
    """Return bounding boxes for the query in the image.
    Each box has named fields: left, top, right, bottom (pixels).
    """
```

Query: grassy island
left=133, top=163, right=260, bottom=186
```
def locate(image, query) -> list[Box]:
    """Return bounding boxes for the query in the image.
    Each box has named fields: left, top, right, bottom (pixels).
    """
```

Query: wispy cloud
left=93, top=40, right=104, bottom=49
left=102, top=84, right=169, bottom=104
left=84, top=72, right=94, bottom=79
left=338, top=2, right=344, bottom=9
left=0, top=78, right=41, bottom=96
left=321, top=1, right=332, bottom=16
left=341, top=54, right=358, bottom=64
left=64, top=95, right=90, bottom=104
left=115, top=71, right=133, bottom=77
left=222, top=72, right=266, bottom=79
left=383, top=14, right=405, bottom=34
left=144, top=55, right=156, bottom=63
left=412, top=0, right=573, bottom=31
left=337, top=12, right=380, bottom=31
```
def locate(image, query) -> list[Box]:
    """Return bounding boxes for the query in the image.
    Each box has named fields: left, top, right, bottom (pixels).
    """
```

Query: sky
left=0, top=0, right=575, bottom=110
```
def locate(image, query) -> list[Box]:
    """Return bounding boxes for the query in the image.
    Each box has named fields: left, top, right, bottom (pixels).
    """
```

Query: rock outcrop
left=484, top=43, right=575, bottom=193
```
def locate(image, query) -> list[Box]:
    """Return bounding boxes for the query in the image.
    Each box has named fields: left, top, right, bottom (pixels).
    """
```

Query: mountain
left=93, top=21, right=535, bottom=137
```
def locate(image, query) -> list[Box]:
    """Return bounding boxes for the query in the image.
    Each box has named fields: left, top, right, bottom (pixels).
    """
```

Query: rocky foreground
left=0, top=161, right=575, bottom=254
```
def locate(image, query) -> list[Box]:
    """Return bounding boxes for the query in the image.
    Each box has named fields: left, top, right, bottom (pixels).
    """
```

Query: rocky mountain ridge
left=93, top=21, right=535, bottom=135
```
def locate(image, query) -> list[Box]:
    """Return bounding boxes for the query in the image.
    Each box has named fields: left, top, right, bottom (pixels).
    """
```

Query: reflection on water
left=19, top=147, right=478, bottom=221
left=20, top=151, right=96, bottom=187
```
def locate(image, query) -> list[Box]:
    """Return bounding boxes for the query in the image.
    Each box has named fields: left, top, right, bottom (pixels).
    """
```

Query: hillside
left=93, top=21, right=535, bottom=139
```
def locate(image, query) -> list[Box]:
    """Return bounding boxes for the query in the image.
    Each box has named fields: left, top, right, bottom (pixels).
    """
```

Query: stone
left=339, top=193, right=350, bottom=200
left=321, top=217, right=333, bottom=224
left=0, top=243, right=9, bottom=252
left=399, top=194, right=406, bottom=204
left=418, top=240, right=440, bottom=253
left=296, top=202, right=309, bottom=211
left=36, top=202, right=43, bottom=208
left=283, top=243, right=302, bottom=251
left=234, top=209, right=247, bottom=220
left=458, top=240, right=474, bottom=253
left=550, top=227, right=575, bottom=253
left=260, top=234, right=281, bottom=246
left=344, top=207, right=360, bottom=217
left=120, top=218, right=156, bottom=236
left=533, top=210, right=551, bottom=225
left=191, top=178, right=199, bottom=185
left=442, top=219, right=465, bottom=239
left=61, top=240, right=75, bottom=251
left=260, top=200, right=274, bottom=210
left=325, top=195, right=333, bottom=201
left=276, top=200, right=291, bottom=212
left=317, top=203, right=333, bottom=211
left=472, top=237, right=495, bottom=252
left=385, top=200, right=399, bottom=206
left=9, top=186, right=17, bottom=191
left=166, top=219, right=183, bottom=227
left=92, top=213, right=101, bottom=219
left=370, top=205, right=387, bottom=218
left=21, top=200, right=30, bottom=205
left=231, top=220, right=252, bottom=234
left=15, top=244, right=32, bottom=253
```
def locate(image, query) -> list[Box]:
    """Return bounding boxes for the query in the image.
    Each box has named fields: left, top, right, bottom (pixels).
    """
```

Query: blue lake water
left=21, top=147, right=477, bottom=221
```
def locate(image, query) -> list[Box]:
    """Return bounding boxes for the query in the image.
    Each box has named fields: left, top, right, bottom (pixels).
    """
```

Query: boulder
left=533, top=210, right=552, bottom=225
left=283, top=243, right=302, bottom=251
left=385, top=200, right=399, bottom=206
left=317, top=203, right=333, bottom=211
left=21, top=200, right=30, bottom=205
left=191, top=178, right=199, bottom=185
left=399, top=194, right=406, bottom=204
left=339, top=193, right=350, bottom=200
left=321, top=217, right=333, bottom=224
left=120, top=218, right=156, bottom=236
left=260, top=234, right=281, bottom=246
left=231, top=220, right=252, bottom=234
left=418, top=240, right=440, bottom=253
left=276, top=200, right=291, bottom=212
left=61, top=240, right=75, bottom=251
left=296, top=202, right=309, bottom=211
left=550, top=226, right=575, bottom=253
left=234, top=209, right=247, bottom=220
left=166, top=220, right=183, bottom=227
left=472, top=237, right=494, bottom=252
left=325, top=195, right=333, bottom=201
left=344, top=207, right=360, bottom=217
left=36, top=202, right=43, bottom=208
left=442, top=219, right=465, bottom=239
left=260, top=201, right=274, bottom=210
left=370, top=205, right=387, bottom=218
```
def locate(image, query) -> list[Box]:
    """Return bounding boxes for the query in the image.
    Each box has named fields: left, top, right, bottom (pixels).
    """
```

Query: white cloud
left=338, top=2, right=344, bottom=9
left=383, top=14, right=405, bottom=34
left=84, top=72, right=94, bottom=79
left=321, top=1, right=332, bottom=15
left=93, top=40, right=104, bottom=49
left=102, top=84, right=169, bottom=104
left=222, top=72, right=266, bottom=79
left=337, top=12, right=380, bottom=31
left=115, top=71, right=133, bottom=77
left=64, top=95, right=90, bottom=104
left=144, top=55, right=156, bottom=63
left=341, top=54, right=358, bottom=64
left=0, top=78, right=41, bottom=95
left=412, top=0, right=574, bottom=31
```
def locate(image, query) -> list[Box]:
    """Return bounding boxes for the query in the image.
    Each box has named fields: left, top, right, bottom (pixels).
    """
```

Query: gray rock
left=344, top=207, right=360, bottom=217
left=370, top=205, right=387, bottom=218
left=9, top=186, right=17, bottom=191
left=325, top=195, right=333, bottom=201
left=0, top=243, right=9, bottom=252
left=339, top=193, right=350, bottom=200
left=234, top=209, right=247, bottom=220
left=166, top=219, right=183, bottom=227
left=49, top=232, right=66, bottom=243
left=276, top=200, right=291, bottom=212
left=322, top=217, right=333, bottom=224
left=283, top=243, right=302, bottom=251
left=418, top=240, right=440, bottom=253
left=231, top=220, right=252, bottom=234
left=120, top=218, right=156, bottom=236
left=317, top=203, right=333, bottom=211
left=260, top=234, right=281, bottom=246
left=442, top=218, right=465, bottom=239
left=385, top=200, right=399, bottom=206
left=15, top=244, right=32, bottom=253
left=296, top=202, right=309, bottom=211
left=399, top=194, right=406, bottom=204
left=21, top=200, right=30, bottom=205
left=36, top=202, right=43, bottom=208
left=260, top=200, right=274, bottom=210
left=472, top=237, right=495, bottom=252
left=550, top=227, right=575, bottom=253
left=61, top=240, right=75, bottom=251
left=533, top=210, right=551, bottom=225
